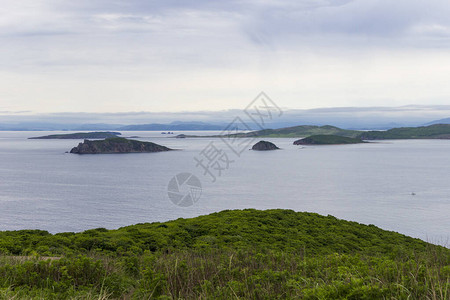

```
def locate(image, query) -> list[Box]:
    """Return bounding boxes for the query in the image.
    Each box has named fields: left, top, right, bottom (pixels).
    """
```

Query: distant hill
left=424, top=117, right=450, bottom=125
left=118, top=122, right=224, bottom=131
left=294, top=135, right=365, bottom=145
left=357, top=124, right=450, bottom=140
left=184, top=124, right=450, bottom=140
left=0, top=121, right=226, bottom=131
left=219, top=125, right=360, bottom=138
left=72, top=123, right=123, bottom=131
left=29, top=132, right=121, bottom=139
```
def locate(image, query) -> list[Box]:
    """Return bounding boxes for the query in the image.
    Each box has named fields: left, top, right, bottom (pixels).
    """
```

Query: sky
left=1, top=0, right=450, bottom=114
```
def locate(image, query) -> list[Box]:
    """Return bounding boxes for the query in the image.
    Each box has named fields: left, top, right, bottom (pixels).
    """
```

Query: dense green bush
left=0, top=209, right=448, bottom=299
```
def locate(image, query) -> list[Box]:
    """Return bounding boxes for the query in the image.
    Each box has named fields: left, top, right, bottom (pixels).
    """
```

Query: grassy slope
left=294, top=135, right=365, bottom=145
left=224, top=125, right=360, bottom=138
left=29, top=132, right=121, bottom=139
left=0, top=209, right=449, bottom=299
left=199, top=124, right=450, bottom=139
left=357, top=124, right=450, bottom=140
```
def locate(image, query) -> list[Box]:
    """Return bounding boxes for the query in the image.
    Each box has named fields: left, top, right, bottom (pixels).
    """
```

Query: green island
left=29, top=132, right=121, bottom=139
left=294, top=135, right=366, bottom=145
left=358, top=124, right=450, bottom=140
left=178, top=125, right=360, bottom=139
left=181, top=124, right=450, bottom=140
left=0, top=209, right=448, bottom=299
left=70, top=137, right=171, bottom=154
left=231, top=125, right=359, bottom=138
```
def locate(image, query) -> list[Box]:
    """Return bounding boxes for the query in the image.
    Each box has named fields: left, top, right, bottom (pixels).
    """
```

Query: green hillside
left=29, top=132, right=121, bottom=139
left=0, top=209, right=448, bottom=299
left=294, top=135, right=366, bottom=145
left=220, top=125, right=360, bottom=138
left=358, top=124, right=450, bottom=140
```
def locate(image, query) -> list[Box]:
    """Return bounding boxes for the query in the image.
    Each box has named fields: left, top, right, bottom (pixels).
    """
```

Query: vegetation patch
left=294, top=135, right=366, bottom=145
left=357, top=124, right=450, bottom=140
left=29, top=132, right=121, bottom=139
left=0, top=209, right=448, bottom=299
left=70, top=137, right=172, bottom=154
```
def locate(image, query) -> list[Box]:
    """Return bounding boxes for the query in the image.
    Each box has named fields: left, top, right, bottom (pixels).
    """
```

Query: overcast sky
left=1, top=0, right=450, bottom=114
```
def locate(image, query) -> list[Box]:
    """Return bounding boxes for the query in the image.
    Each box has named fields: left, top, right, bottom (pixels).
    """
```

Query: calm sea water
left=0, top=131, right=449, bottom=245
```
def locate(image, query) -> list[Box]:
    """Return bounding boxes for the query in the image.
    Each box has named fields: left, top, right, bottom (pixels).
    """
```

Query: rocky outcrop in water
left=251, top=141, right=279, bottom=151
left=70, top=137, right=171, bottom=154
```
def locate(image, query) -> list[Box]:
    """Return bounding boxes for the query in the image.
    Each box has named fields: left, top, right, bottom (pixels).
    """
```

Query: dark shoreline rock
left=251, top=141, right=279, bottom=151
left=70, top=137, right=171, bottom=154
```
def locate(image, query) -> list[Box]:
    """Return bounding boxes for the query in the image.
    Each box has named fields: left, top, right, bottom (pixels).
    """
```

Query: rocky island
left=294, top=135, right=365, bottom=145
left=70, top=137, right=171, bottom=154
left=251, top=140, right=280, bottom=151
left=30, top=132, right=121, bottom=139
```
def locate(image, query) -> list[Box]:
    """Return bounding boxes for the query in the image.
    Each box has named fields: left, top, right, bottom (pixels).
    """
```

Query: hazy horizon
left=1, top=104, right=450, bottom=131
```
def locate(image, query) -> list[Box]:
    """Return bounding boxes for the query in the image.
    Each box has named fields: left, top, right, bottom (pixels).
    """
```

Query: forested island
left=294, top=135, right=366, bottom=145
left=29, top=132, right=121, bottom=139
left=358, top=124, right=450, bottom=140
left=180, top=124, right=450, bottom=140
left=0, top=209, right=448, bottom=299
left=179, top=125, right=360, bottom=139
left=28, top=124, right=450, bottom=142
left=233, top=125, right=359, bottom=138
left=70, top=137, right=171, bottom=154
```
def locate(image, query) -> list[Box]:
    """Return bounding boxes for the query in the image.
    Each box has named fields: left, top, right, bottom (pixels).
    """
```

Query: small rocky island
left=251, top=140, right=280, bottom=151
left=294, top=135, right=365, bottom=145
left=70, top=137, right=172, bottom=154
left=30, top=132, right=121, bottom=139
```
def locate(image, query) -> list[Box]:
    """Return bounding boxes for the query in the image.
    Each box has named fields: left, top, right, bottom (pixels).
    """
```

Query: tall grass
left=2, top=247, right=447, bottom=299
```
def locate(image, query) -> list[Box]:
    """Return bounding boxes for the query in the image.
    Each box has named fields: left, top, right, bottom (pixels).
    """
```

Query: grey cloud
left=1, top=0, right=450, bottom=114
left=245, top=0, right=450, bottom=47
left=2, top=0, right=450, bottom=73
left=5, top=1, right=450, bottom=40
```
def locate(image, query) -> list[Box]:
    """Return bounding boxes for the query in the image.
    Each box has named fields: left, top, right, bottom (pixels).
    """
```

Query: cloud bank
left=1, top=0, right=450, bottom=113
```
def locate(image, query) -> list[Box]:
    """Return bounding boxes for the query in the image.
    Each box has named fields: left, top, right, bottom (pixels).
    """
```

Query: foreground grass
left=0, top=209, right=448, bottom=299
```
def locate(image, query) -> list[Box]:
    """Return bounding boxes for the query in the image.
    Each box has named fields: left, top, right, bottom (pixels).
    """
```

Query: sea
left=0, top=131, right=449, bottom=245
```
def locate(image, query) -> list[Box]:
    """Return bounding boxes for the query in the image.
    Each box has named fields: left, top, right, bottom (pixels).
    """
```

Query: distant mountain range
left=0, top=122, right=228, bottom=131
left=117, top=122, right=225, bottom=131
left=424, top=118, right=450, bottom=125
left=1, top=115, right=450, bottom=131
